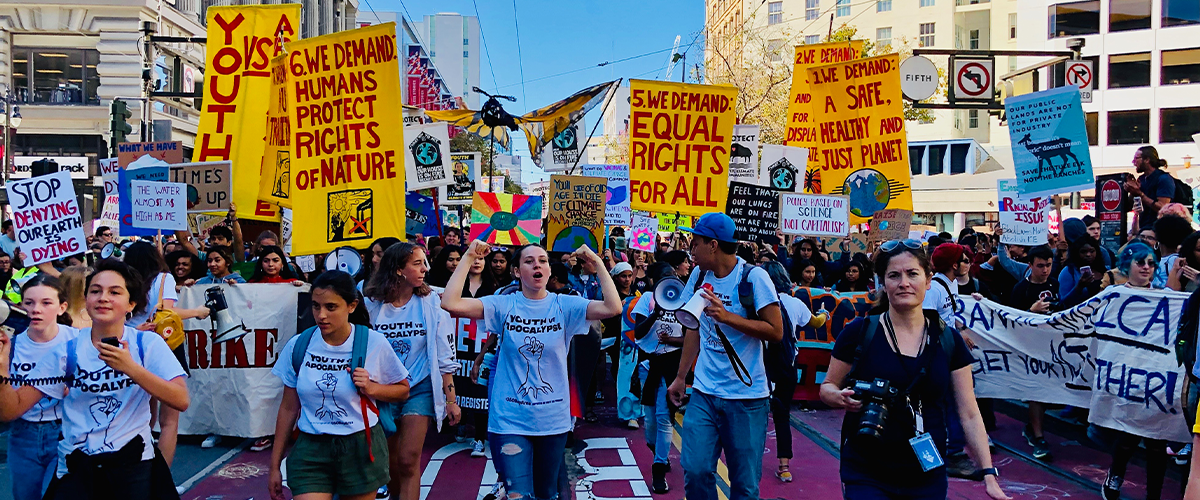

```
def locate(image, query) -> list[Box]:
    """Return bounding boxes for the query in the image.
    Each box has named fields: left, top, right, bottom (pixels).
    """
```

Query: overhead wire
left=471, top=0, right=500, bottom=90
left=510, top=0, right=528, bottom=111
left=490, top=42, right=697, bottom=91
left=360, top=0, right=383, bottom=24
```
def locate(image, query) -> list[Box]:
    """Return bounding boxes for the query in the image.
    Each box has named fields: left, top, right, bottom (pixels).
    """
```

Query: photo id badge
left=909, top=433, right=944, bottom=472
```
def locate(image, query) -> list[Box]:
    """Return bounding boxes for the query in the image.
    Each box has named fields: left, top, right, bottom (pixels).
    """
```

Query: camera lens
left=857, top=401, right=888, bottom=439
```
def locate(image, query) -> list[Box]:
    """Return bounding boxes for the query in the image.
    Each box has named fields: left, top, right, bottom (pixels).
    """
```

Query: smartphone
left=1133, top=196, right=1144, bottom=212
left=100, top=337, right=121, bottom=348
left=1081, top=267, right=1094, bottom=279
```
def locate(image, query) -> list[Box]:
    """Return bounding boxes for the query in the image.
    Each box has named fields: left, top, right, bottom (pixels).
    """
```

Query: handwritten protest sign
left=443, top=152, right=480, bottom=205
left=259, top=53, right=292, bottom=208
left=187, top=214, right=226, bottom=243
left=547, top=175, right=606, bottom=252
left=629, top=214, right=657, bottom=252
left=628, top=79, right=738, bottom=216
left=404, top=122, right=454, bottom=190
left=807, top=54, right=912, bottom=224
left=287, top=23, right=406, bottom=255
left=657, top=212, right=692, bottom=235
left=168, top=161, right=230, bottom=213
left=1004, top=86, right=1094, bottom=198
left=468, top=191, right=542, bottom=245
left=118, top=166, right=169, bottom=237
left=194, top=4, right=300, bottom=221
left=726, top=181, right=780, bottom=244
left=779, top=193, right=850, bottom=237
left=405, top=192, right=441, bottom=237
left=728, top=124, right=761, bottom=184
left=785, top=41, right=863, bottom=179
left=130, top=180, right=187, bottom=231
left=581, top=164, right=631, bottom=226
left=759, top=144, right=809, bottom=193
left=6, top=170, right=84, bottom=265
left=959, top=289, right=1190, bottom=441
left=868, top=209, right=913, bottom=242
left=117, top=141, right=183, bottom=168
left=997, top=179, right=1050, bottom=246
left=822, top=233, right=870, bottom=261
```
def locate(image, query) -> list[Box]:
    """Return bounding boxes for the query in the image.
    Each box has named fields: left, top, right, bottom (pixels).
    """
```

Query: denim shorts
left=397, top=376, right=435, bottom=417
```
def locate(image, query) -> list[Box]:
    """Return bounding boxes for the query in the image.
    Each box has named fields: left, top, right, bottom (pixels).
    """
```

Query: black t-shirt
left=831, top=317, right=974, bottom=486
left=633, top=275, right=652, bottom=294
left=1009, top=278, right=1060, bottom=312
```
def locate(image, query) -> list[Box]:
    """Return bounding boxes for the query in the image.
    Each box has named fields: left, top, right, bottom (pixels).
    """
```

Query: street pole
left=142, top=21, right=157, bottom=142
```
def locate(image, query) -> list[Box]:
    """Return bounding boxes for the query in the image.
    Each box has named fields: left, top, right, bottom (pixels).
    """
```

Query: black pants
left=573, top=329, right=601, bottom=411
left=1110, top=432, right=1167, bottom=500
left=45, top=436, right=172, bottom=500
left=769, top=376, right=798, bottom=460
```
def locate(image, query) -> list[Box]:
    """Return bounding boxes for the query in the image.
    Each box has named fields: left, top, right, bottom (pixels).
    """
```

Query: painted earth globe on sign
left=843, top=169, right=890, bottom=217
left=552, top=226, right=598, bottom=252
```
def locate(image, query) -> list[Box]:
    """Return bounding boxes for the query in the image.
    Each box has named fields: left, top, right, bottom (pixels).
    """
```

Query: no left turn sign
left=953, top=58, right=993, bottom=101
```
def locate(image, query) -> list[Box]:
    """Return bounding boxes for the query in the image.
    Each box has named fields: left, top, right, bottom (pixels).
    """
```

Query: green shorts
left=286, top=424, right=389, bottom=496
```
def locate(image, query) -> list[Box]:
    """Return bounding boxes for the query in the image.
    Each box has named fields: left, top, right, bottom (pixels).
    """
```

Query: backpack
left=1174, top=175, right=1195, bottom=209
left=1176, top=287, right=1200, bottom=381
left=290, top=324, right=394, bottom=459
left=692, top=264, right=775, bottom=387
left=764, top=299, right=798, bottom=384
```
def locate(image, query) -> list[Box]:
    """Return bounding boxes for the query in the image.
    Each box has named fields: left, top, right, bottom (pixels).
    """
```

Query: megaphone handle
left=713, top=325, right=753, bottom=387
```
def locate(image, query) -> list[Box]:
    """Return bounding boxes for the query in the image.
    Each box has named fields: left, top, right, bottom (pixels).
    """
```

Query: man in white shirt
left=0, top=220, right=19, bottom=260
left=667, top=213, right=784, bottom=500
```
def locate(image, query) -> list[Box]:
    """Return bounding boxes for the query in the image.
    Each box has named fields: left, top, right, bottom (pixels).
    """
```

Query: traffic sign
left=1065, top=60, right=1093, bottom=103
left=1100, top=179, right=1122, bottom=212
left=900, top=56, right=939, bottom=101
left=953, top=58, right=993, bottom=101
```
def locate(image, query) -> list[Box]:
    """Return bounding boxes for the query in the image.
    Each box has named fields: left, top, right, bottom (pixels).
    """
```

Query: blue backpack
left=289, top=325, right=397, bottom=438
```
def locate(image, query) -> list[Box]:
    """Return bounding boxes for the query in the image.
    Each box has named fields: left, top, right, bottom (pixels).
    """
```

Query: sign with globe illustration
left=551, top=226, right=600, bottom=252
left=547, top=174, right=606, bottom=252
left=826, top=168, right=910, bottom=220
left=403, top=123, right=454, bottom=190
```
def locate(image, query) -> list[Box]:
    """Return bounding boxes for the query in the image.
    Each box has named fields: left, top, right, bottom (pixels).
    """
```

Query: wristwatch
left=980, top=467, right=1000, bottom=478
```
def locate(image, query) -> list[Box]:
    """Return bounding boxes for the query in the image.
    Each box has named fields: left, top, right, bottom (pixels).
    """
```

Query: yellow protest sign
left=806, top=53, right=912, bottom=224
left=784, top=40, right=862, bottom=188
left=287, top=23, right=406, bottom=255
left=258, top=54, right=291, bottom=208
left=193, top=4, right=299, bottom=221
left=628, top=80, right=737, bottom=217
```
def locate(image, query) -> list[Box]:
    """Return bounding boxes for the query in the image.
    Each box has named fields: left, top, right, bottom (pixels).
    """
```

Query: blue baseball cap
left=679, top=212, right=737, bottom=243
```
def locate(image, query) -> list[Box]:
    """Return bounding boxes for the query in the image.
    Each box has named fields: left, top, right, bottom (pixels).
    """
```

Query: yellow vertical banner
left=783, top=41, right=863, bottom=188
left=193, top=4, right=299, bottom=221
left=806, top=53, right=912, bottom=225
left=259, top=54, right=291, bottom=208
left=628, top=80, right=737, bottom=217
left=286, top=23, right=406, bottom=255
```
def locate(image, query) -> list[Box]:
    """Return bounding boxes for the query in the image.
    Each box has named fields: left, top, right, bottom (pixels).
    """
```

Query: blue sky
left=370, top=0, right=706, bottom=182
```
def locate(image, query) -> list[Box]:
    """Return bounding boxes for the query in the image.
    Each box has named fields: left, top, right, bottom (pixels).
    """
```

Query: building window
left=919, top=23, right=935, bottom=47
left=837, top=0, right=850, bottom=17
left=1086, top=112, right=1099, bottom=145
left=805, top=35, right=821, bottom=44
left=921, top=0, right=935, bottom=7
left=1009, top=13, right=1018, bottom=38
left=12, top=48, right=100, bottom=105
left=968, top=109, right=980, bottom=128
left=1108, top=110, right=1149, bottom=145
left=769, top=1, right=784, bottom=23
left=1162, top=48, right=1200, bottom=85
left=1162, top=107, right=1200, bottom=142
left=768, top=39, right=786, bottom=62
left=1110, top=0, right=1151, bottom=30
left=806, top=0, right=820, bottom=20
left=950, top=143, right=969, bottom=174
left=463, top=38, right=469, bottom=45
left=878, top=0, right=892, bottom=12
left=928, top=145, right=947, bottom=174
left=969, top=29, right=980, bottom=49
left=877, top=27, right=892, bottom=49
left=910, top=146, right=925, bottom=175
left=1164, top=0, right=1200, bottom=26
left=1047, top=1, right=1101, bottom=38
left=1109, top=52, right=1151, bottom=88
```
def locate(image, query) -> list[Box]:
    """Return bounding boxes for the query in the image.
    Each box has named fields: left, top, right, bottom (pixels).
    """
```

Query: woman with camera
left=820, top=239, right=1009, bottom=499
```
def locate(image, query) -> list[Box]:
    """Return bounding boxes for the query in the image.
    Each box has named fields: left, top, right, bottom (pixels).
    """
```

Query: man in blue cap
left=667, top=212, right=784, bottom=500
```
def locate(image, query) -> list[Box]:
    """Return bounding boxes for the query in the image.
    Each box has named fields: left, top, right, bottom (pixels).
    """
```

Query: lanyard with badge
left=882, top=313, right=944, bottom=472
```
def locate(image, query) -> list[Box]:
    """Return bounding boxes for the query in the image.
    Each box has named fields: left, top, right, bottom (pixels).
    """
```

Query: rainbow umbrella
left=468, top=192, right=543, bottom=245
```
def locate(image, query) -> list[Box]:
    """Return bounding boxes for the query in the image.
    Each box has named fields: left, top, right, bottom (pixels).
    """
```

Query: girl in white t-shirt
left=268, top=271, right=411, bottom=500
left=442, top=241, right=624, bottom=500
left=0, top=275, right=79, bottom=500
left=35, top=259, right=190, bottom=500
left=363, top=242, right=460, bottom=500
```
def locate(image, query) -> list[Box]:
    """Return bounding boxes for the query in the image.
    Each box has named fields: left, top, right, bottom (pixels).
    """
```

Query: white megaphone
left=0, top=301, right=30, bottom=336
left=653, top=277, right=709, bottom=330
left=205, top=286, right=249, bottom=344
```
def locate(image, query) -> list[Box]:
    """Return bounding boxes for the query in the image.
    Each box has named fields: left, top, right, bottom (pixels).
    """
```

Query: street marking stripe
left=175, top=439, right=252, bottom=494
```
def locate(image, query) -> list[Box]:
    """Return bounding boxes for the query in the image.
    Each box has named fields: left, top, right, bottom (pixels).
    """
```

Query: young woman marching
left=249, top=246, right=305, bottom=285
left=5, top=259, right=191, bottom=500
left=181, top=245, right=246, bottom=286
left=442, top=240, right=623, bottom=500
left=363, top=243, right=461, bottom=500
left=0, top=276, right=79, bottom=500
left=268, top=271, right=411, bottom=500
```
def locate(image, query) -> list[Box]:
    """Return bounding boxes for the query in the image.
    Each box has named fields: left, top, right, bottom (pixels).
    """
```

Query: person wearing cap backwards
left=666, top=213, right=784, bottom=500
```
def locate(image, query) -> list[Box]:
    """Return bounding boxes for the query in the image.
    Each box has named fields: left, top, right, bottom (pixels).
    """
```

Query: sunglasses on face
left=880, top=239, right=923, bottom=252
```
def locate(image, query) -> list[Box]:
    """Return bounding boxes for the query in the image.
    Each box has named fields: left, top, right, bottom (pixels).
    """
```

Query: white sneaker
left=176, top=485, right=186, bottom=494
left=471, top=440, right=486, bottom=457
left=201, top=435, right=219, bottom=448
left=626, top=419, right=640, bottom=430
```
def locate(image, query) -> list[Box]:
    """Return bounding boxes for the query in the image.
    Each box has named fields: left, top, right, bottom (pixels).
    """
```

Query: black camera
left=851, top=378, right=900, bottom=439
